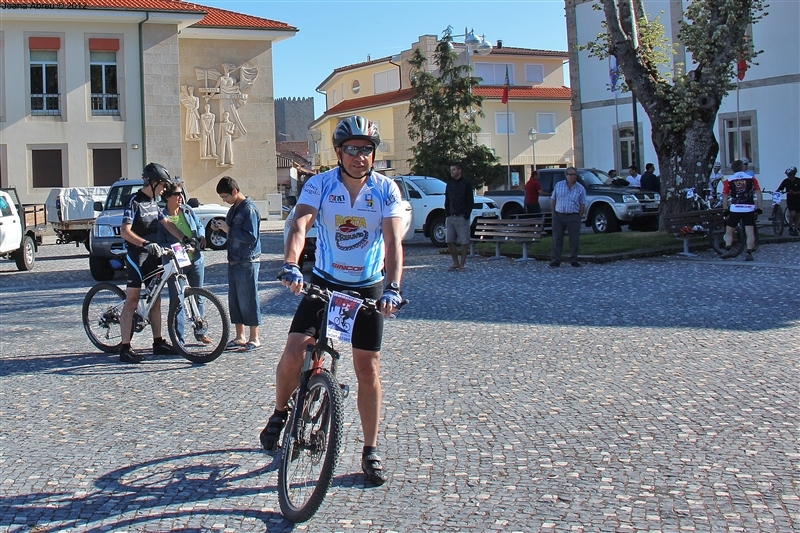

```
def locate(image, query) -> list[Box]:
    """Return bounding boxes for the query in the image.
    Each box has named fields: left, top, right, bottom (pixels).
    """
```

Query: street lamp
left=445, top=26, right=493, bottom=72
left=528, top=127, right=538, bottom=171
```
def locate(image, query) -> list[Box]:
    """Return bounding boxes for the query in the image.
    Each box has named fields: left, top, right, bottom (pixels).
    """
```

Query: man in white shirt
left=626, top=165, right=642, bottom=188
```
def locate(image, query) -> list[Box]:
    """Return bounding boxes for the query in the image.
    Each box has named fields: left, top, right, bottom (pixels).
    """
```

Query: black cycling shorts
left=125, top=250, right=161, bottom=289
left=288, top=274, right=384, bottom=352
left=726, top=211, right=756, bottom=228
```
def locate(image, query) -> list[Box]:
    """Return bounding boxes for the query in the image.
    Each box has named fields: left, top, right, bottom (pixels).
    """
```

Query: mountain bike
left=766, top=191, right=790, bottom=236
left=277, top=282, right=407, bottom=523
left=82, top=242, right=230, bottom=364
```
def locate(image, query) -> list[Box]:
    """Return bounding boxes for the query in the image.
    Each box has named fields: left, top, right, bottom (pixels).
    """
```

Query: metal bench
left=662, top=208, right=725, bottom=257
left=470, top=216, right=545, bottom=262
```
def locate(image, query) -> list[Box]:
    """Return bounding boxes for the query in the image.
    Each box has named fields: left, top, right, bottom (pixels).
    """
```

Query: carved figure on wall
left=195, top=63, right=259, bottom=138
left=217, top=111, right=235, bottom=167
left=180, top=85, right=201, bottom=140
left=201, top=104, right=217, bottom=159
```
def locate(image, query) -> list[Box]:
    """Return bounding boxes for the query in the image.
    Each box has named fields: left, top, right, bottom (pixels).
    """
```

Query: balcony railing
left=91, top=93, right=120, bottom=116
left=31, top=93, right=60, bottom=116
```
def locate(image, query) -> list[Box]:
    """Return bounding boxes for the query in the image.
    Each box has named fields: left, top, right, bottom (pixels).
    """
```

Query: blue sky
left=200, top=1, right=570, bottom=117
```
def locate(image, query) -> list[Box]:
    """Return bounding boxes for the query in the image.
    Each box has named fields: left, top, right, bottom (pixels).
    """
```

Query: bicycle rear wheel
left=82, top=282, right=126, bottom=353
left=278, top=370, right=344, bottom=523
left=772, top=205, right=784, bottom=236
left=710, top=221, right=746, bottom=257
left=167, top=287, right=230, bottom=364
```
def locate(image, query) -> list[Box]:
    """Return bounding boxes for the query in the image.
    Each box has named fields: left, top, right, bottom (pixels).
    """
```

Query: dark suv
left=537, top=168, right=660, bottom=233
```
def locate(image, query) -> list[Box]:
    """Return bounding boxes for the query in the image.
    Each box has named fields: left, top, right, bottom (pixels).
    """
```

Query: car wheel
left=503, top=203, right=524, bottom=218
left=591, top=205, right=620, bottom=234
left=13, top=235, right=36, bottom=271
left=206, top=219, right=228, bottom=250
left=89, top=255, right=116, bottom=281
left=429, top=216, right=447, bottom=247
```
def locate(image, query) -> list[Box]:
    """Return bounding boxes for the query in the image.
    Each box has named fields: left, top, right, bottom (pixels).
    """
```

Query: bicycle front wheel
left=710, top=221, right=746, bottom=257
left=772, top=205, right=784, bottom=236
left=82, top=282, right=126, bottom=353
left=167, top=287, right=230, bottom=364
left=278, top=370, right=344, bottom=523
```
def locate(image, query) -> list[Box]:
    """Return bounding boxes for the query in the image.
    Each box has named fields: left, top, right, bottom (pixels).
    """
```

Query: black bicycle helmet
left=142, top=162, right=173, bottom=185
left=786, top=166, right=797, bottom=176
left=332, top=116, right=381, bottom=148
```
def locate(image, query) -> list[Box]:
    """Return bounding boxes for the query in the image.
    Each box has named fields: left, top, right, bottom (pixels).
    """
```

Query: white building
left=566, top=0, right=800, bottom=191
left=0, top=0, right=296, bottom=205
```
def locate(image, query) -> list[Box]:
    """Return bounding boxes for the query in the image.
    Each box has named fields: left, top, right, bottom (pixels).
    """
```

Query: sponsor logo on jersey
left=365, top=194, right=374, bottom=208
left=384, top=192, right=398, bottom=207
left=329, top=194, right=346, bottom=203
left=333, top=262, right=365, bottom=272
left=334, top=215, right=369, bottom=250
left=304, top=183, right=319, bottom=196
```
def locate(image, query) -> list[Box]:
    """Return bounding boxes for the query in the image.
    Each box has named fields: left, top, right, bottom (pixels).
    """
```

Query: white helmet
left=713, top=161, right=721, bottom=169
left=741, top=157, right=750, bottom=164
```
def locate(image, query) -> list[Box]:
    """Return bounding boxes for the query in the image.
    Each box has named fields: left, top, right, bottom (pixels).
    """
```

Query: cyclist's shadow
left=2, top=448, right=294, bottom=532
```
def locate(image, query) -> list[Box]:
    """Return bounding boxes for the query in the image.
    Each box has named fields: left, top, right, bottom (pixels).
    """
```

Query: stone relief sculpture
left=217, top=111, right=235, bottom=167
left=186, top=61, right=259, bottom=167
left=196, top=63, right=259, bottom=138
left=180, top=85, right=201, bottom=141
left=200, top=104, right=217, bottom=159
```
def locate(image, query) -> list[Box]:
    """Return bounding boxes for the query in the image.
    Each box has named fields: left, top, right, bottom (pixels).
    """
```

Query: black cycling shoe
left=119, top=347, right=144, bottom=364
left=153, top=339, right=177, bottom=355
left=361, top=452, right=388, bottom=485
left=260, top=413, right=287, bottom=451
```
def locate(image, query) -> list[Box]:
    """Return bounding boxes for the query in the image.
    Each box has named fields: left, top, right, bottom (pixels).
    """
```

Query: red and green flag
left=501, top=66, right=509, bottom=104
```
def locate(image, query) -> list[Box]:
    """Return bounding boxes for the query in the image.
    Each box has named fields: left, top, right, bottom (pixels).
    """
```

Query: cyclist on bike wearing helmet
left=263, top=116, right=405, bottom=485
left=118, top=162, right=186, bottom=363
left=776, top=166, right=800, bottom=236
left=709, top=161, right=724, bottom=196
left=720, top=159, right=762, bottom=261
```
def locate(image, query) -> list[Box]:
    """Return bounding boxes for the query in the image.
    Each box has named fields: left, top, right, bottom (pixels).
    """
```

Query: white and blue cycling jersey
left=297, top=167, right=404, bottom=287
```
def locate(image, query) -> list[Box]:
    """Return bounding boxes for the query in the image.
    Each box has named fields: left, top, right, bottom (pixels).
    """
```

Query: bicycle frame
left=132, top=246, right=197, bottom=333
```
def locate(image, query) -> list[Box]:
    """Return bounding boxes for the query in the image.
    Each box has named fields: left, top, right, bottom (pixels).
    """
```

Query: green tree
left=582, top=0, right=766, bottom=218
left=407, top=28, right=504, bottom=188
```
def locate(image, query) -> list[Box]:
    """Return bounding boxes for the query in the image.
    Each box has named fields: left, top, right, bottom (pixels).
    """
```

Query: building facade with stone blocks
left=565, top=0, right=800, bottom=191
left=310, top=34, right=572, bottom=189
left=0, top=0, right=296, bottom=205
left=275, top=96, right=314, bottom=143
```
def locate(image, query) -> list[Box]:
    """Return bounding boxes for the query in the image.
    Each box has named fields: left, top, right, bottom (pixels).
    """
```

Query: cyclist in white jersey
left=261, top=116, right=405, bottom=485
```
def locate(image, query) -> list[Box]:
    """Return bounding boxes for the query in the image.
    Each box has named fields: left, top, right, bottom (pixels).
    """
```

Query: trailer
left=46, top=187, right=110, bottom=250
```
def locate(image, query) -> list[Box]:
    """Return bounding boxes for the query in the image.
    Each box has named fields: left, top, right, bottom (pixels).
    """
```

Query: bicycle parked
left=766, top=190, right=790, bottom=236
left=276, top=282, right=407, bottom=523
left=82, top=241, right=230, bottom=364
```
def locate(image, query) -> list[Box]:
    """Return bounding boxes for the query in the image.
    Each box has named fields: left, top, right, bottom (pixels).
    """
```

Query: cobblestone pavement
left=1, top=232, right=798, bottom=533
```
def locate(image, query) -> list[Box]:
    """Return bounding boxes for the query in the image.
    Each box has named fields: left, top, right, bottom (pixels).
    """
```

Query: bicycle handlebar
left=301, top=282, right=409, bottom=314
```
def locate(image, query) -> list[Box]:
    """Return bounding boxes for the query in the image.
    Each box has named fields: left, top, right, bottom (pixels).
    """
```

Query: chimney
left=367, top=54, right=371, bottom=61
left=497, top=40, right=503, bottom=49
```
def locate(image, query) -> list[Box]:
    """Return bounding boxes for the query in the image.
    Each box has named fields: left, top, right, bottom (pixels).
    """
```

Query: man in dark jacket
left=444, top=162, right=473, bottom=271
left=640, top=163, right=661, bottom=192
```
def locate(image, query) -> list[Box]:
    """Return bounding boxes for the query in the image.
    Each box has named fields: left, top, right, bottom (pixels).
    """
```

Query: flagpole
left=736, top=79, right=741, bottom=160
left=506, top=98, right=511, bottom=187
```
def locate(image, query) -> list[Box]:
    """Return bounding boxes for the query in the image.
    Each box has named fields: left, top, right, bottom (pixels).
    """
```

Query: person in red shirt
left=524, top=170, right=542, bottom=214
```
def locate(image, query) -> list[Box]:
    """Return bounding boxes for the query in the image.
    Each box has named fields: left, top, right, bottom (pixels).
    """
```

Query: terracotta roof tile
left=1, top=0, right=295, bottom=30
left=324, top=88, right=417, bottom=115
left=488, top=46, right=569, bottom=58
left=474, top=86, right=572, bottom=100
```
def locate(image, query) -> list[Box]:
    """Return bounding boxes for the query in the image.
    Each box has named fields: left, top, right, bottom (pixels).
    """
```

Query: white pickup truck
left=392, top=175, right=501, bottom=246
left=0, top=188, right=47, bottom=271
left=46, top=186, right=110, bottom=251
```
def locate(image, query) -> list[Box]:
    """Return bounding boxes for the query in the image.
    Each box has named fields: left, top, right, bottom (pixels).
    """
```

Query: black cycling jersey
left=122, top=189, right=163, bottom=254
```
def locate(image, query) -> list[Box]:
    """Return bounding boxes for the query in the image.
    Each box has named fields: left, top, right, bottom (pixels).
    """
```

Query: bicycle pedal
left=339, top=383, right=350, bottom=398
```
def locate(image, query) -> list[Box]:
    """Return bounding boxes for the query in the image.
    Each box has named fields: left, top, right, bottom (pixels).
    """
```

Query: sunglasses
left=341, top=145, right=375, bottom=157
left=165, top=191, right=184, bottom=198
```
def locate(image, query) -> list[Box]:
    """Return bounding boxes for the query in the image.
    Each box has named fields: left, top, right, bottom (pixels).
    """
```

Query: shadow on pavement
left=0, top=448, right=290, bottom=533
left=0, top=352, right=211, bottom=378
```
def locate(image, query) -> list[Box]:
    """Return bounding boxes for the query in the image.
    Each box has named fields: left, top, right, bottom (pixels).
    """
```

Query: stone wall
left=275, top=96, right=314, bottom=142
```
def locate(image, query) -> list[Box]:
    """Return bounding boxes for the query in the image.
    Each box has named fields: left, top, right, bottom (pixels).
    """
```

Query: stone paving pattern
left=1, top=231, right=798, bottom=533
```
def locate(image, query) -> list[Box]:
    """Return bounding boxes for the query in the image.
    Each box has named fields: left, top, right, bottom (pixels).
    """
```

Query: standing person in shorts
left=444, top=161, right=474, bottom=272
left=118, top=163, right=186, bottom=363
left=260, top=116, right=405, bottom=485
left=215, top=176, right=262, bottom=351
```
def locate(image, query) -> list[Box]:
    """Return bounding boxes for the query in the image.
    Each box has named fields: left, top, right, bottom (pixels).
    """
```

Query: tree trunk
left=653, top=120, right=719, bottom=229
